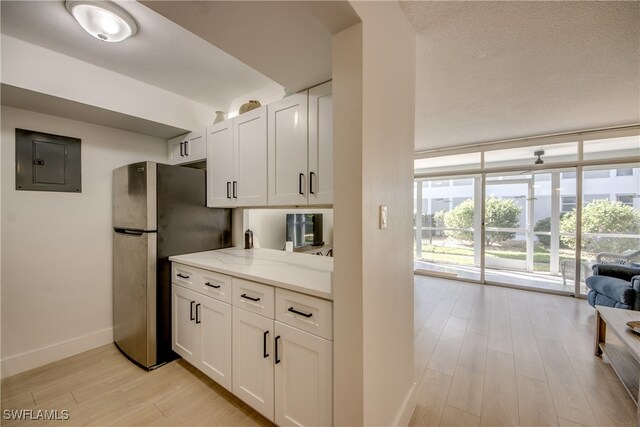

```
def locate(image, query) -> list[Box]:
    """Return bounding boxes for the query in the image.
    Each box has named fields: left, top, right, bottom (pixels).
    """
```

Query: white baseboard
left=1, top=327, right=114, bottom=379
left=393, top=381, right=417, bottom=427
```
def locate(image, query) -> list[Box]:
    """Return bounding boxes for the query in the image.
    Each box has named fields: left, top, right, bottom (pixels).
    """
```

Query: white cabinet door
left=184, top=130, right=206, bottom=161
left=268, top=93, right=309, bottom=206
left=274, top=322, right=333, bottom=427
left=206, top=121, right=234, bottom=207
left=197, top=294, right=232, bottom=392
left=172, top=285, right=198, bottom=364
left=308, top=82, right=333, bottom=205
left=235, top=107, right=267, bottom=206
left=232, top=308, right=274, bottom=421
left=168, top=134, right=187, bottom=165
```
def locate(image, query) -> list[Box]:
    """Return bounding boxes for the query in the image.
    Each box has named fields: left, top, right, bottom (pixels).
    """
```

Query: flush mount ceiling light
left=65, top=1, right=138, bottom=43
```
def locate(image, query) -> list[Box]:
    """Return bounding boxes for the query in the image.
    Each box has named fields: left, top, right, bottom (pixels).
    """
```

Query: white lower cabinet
left=172, top=283, right=232, bottom=391
left=274, top=322, right=333, bottom=427
left=172, top=285, right=198, bottom=364
left=172, top=262, right=333, bottom=426
left=232, top=307, right=275, bottom=420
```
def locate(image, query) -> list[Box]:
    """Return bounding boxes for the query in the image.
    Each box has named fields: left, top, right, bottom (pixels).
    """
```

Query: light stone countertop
left=169, top=247, right=333, bottom=300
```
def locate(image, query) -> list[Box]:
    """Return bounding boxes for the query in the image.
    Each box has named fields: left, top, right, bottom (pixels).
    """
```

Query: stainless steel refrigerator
left=112, top=161, right=231, bottom=368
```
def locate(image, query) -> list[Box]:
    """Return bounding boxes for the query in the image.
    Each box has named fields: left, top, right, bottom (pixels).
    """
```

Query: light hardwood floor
left=1, top=276, right=637, bottom=426
left=410, top=275, right=637, bottom=427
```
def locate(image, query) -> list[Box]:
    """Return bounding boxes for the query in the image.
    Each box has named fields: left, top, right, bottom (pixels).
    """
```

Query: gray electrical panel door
left=15, top=128, right=81, bottom=192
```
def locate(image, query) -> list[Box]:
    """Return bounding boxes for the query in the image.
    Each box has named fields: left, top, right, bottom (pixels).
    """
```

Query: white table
left=594, top=305, right=640, bottom=423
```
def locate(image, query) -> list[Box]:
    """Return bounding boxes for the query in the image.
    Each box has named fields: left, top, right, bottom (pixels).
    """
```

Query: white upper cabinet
left=308, top=81, right=333, bottom=205
left=205, top=82, right=332, bottom=207
left=268, top=83, right=333, bottom=206
left=206, top=121, right=234, bottom=208
left=234, top=108, right=268, bottom=206
left=206, top=107, right=267, bottom=208
left=168, top=130, right=206, bottom=165
left=268, top=93, right=309, bottom=206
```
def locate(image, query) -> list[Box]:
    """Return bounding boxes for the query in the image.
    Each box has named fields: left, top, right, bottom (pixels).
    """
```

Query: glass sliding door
left=483, top=169, right=577, bottom=292
left=578, top=164, right=640, bottom=296
left=413, top=176, right=481, bottom=281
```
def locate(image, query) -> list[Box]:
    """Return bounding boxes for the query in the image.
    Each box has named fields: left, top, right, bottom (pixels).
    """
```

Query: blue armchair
left=585, top=264, right=640, bottom=311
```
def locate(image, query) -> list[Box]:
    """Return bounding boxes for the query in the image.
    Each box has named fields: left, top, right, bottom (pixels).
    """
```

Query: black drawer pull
left=309, top=172, right=315, bottom=194
left=205, top=282, right=221, bottom=289
left=195, top=303, right=201, bottom=324
left=288, top=307, right=313, bottom=318
left=177, top=273, right=190, bottom=279
left=226, top=181, right=231, bottom=199
left=263, top=331, right=269, bottom=358
left=232, top=181, right=238, bottom=199
left=190, top=301, right=195, bottom=321
left=275, top=335, right=281, bottom=364
left=180, top=142, right=184, bottom=157
left=298, top=173, right=304, bottom=195
left=241, top=293, right=260, bottom=302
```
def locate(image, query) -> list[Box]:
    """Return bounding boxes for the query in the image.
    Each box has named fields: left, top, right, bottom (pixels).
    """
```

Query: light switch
left=379, top=205, right=387, bottom=229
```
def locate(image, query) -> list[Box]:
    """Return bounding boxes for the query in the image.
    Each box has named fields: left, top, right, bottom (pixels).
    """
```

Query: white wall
left=1, top=35, right=214, bottom=133
left=333, top=2, right=416, bottom=425
left=244, top=208, right=333, bottom=250
left=0, top=106, right=167, bottom=377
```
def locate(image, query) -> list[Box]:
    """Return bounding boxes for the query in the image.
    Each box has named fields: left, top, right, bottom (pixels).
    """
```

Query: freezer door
left=113, top=230, right=157, bottom=368
left=113, top=162, right=157, bottom=231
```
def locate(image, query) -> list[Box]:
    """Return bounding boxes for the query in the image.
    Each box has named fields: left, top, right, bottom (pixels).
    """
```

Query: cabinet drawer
left=172, top=264, right=198, bottom=287
left=199, top=270, right=232, bottom=304
left=232, top=278, right=274, bottom=318
left=275, top=289, right=333, bottom=340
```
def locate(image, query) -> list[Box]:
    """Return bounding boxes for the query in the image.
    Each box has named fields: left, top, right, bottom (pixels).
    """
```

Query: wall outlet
left=379, top=205, right=387, bottom=229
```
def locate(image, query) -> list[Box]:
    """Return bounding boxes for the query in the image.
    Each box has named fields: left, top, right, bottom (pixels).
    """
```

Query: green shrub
left=560, top=199, right=640, bottom=254
left=444, top=198, right=521, bottom=246
left=534, top=213, right=568, bottom=248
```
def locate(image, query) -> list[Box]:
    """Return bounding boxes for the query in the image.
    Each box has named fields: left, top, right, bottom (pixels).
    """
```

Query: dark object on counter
left=244, top=229, right=254, bottom=249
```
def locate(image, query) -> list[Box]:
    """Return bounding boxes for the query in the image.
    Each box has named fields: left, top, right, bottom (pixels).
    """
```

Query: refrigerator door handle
left=114, top=228, right=144, bottom=236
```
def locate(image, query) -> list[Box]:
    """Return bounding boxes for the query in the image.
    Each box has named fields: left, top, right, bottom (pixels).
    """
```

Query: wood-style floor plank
left=3, top=275, right=638, bottom=427
left=480, top=350, right=519, bottom=426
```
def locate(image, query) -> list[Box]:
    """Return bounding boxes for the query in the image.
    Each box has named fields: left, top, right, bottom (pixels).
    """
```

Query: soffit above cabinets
left=0, top=0, right=280, bottom=110
left=141, top=1, right=360, bottom=93
left=2, top=84, right=189, bottom=139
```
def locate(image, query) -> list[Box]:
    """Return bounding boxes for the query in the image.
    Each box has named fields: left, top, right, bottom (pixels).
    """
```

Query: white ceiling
left=0, top=0, right=281, bottom=110
left=400, top=1, right=640, bottom=152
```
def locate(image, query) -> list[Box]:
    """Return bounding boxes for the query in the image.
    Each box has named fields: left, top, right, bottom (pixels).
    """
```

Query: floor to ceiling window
left=413, top=128, right=640, bottom=296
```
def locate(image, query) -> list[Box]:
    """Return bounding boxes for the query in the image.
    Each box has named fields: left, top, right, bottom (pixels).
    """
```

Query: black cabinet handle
left=195, top=303, right=201, bottom=324
left=226, top=182, right=231, bottom=199
left=177, top=273, right=190, bottom=279
left=180, top=142, right=184, bottom=157
left=263, top=331, right=269, bottom=358
left=309, top=172, right=315, bottom=195
left=288, top=307, right=313, bottom=318
left=184, top=140, right=189, bottom=156
left=190, top=301, right=195, bottom=321
left=233, top=181, right=238, bottom=199
left=241, top=293, right=260, bottom=302
left=205, top=282, right=221, bottom=289
left=298, top=173, right=304, bottom=195
left=275, top=335, right=281, bottom=364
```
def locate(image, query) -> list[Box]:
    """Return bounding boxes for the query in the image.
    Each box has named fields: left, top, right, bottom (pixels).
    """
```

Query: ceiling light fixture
left=65, top=1, right=138, bottom=43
